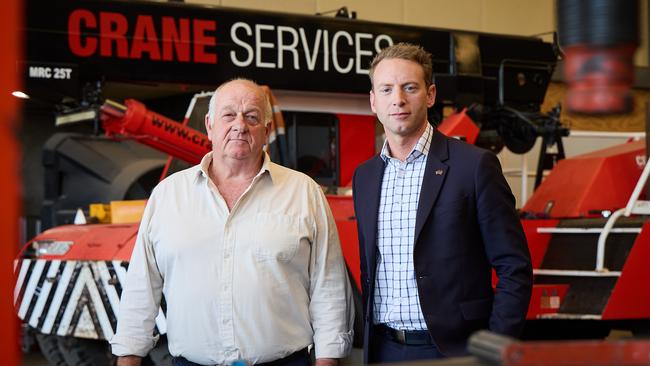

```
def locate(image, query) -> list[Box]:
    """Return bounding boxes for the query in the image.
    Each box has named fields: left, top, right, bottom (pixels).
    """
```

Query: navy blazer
left=352, top=128, right=532, bottom=358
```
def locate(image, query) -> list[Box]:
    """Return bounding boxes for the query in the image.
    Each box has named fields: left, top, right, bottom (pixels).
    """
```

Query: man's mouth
left=228, top=138, right=248, bottom=143
left=390, top=112, right=410, bottom=119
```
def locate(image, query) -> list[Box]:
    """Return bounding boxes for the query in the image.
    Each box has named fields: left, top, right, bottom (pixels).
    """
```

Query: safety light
left=32, top=240, right=73, bottom=256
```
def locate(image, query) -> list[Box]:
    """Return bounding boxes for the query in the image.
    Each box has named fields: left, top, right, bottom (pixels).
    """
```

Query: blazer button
left=418, top=275, right=427, bottom=279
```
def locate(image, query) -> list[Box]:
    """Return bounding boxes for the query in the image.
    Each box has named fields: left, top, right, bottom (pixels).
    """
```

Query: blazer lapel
left=361, top=156, right=385, bottom=274
left=414, top=129, right=449, bottom=244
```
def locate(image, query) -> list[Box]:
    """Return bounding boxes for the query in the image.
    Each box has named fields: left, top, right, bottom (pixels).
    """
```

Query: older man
left=111, top=79, right=353, bottom=366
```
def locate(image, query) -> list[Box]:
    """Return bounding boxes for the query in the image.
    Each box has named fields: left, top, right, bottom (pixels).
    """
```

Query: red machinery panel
left=521, top=219, right=560, bottom=268
left=523, top=140, right=645, bottom=218
left=23, top=224, right=139, bottom=261
left=494, top=219, right=558, bottom=287
left=437, top=108, right=479, bottom=144
left=602, top=220, right=650, bottom=319
left=337, top=114, right=376, bottom=187
left=327, top=195, right=361, bottom=290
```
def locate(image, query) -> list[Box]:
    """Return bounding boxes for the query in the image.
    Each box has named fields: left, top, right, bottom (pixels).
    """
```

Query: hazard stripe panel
left=13, top=259, right=167, bottom=340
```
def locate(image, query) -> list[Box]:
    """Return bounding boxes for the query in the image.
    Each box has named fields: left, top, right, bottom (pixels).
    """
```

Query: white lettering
left=230, top=22, right=254, bottom=67
left=228, top=22, right=395, bottom=75
left=299, top=28, right=322, bottom=71
left=277, top=26, right=300, bottom=70
left=332, top=31, right=353, bottom=74
left=355, top=33, right=373, bottom=75
left=29, top=66, right=52, bottom=79
left=53, top=68, right=72, bottom=79
left=255, top=24, right=276, bottom=68
left=375, top=34, right=394, bottom=53
left=323, top=30, right=329, bottom=72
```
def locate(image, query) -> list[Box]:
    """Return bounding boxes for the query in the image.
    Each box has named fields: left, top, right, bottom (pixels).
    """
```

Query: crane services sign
left=24, top=0, right=451, bottom=94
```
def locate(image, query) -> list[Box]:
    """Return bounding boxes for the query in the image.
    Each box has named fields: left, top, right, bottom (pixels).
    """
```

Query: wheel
left=35, top=334, right=67, bottom=366
left=57, top=336, right=115, bottom=366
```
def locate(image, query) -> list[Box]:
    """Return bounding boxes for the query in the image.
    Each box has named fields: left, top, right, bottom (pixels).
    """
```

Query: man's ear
left=205, top=115, right=213, bottom=141
left=427, top=84, right=436, bottom=108
left=370, top=90, right=377, bottom=113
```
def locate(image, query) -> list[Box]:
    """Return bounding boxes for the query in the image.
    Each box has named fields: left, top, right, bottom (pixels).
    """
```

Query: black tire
left=35, top=334, right=67, bottom=366
left=57, top=336, right=116, bottom=366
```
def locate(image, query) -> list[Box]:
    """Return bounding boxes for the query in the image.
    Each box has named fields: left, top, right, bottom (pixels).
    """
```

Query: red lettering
left=162, top=17, right=190, bottom=62
left=100, top=12, right=129, bottom=58
left=130, top=15, right=161, bottom=60
left=68, top=9, right=97, bottom=57
left=67, top=10, right=218, bottom=64
left=193, top=20, right=217, bottom=64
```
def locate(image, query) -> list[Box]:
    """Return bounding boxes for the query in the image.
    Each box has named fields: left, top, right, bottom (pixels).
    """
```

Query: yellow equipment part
left=89, top=200, right=147, bottom=224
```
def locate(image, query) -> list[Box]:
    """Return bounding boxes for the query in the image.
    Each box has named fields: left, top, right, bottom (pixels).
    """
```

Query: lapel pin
left=435, top=169, right=444, bottom=175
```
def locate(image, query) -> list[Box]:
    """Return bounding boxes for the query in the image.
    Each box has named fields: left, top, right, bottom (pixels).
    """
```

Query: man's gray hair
left=206, top=78, right=273, bottom=127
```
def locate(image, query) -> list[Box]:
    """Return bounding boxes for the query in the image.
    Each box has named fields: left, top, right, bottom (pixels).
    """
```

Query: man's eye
left=245, top=115, right=259, bottom=124
left=380, top=87, right=391, bottom=94
left=405, top=85, right=417, bottom=92
left=221, top=113, right=235, bottom=121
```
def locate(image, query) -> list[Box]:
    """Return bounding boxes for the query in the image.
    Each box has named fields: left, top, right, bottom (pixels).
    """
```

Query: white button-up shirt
left=111, top=152, right=353, bottom=365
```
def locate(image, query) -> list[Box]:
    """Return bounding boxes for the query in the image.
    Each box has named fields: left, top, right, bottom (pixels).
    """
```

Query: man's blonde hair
left=369, top=42, right=434, bottom=89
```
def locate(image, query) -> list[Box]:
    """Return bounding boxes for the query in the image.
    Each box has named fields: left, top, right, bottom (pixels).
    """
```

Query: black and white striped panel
left=14, top=259, right=167, bottom=340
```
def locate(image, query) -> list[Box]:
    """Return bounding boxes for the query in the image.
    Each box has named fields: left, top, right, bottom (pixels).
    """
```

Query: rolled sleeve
left=308, top=184, right=354, bottom=359
left=110, top=334, right=159, bottom=357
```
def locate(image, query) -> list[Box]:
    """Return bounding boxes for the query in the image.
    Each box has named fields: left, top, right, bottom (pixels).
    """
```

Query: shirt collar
left=380, top=123, right=434, bottom=163
left=195, top=151, right=273, bottom=183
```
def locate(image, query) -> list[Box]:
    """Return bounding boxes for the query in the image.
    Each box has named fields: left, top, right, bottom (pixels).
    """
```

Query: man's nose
left=232, top=113, right=248, bottom=132
left=391, top=89, right=406, bottom=106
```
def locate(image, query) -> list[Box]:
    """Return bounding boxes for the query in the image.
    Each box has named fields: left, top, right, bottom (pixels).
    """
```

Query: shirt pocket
left=253, top=213, right=302, bottom=262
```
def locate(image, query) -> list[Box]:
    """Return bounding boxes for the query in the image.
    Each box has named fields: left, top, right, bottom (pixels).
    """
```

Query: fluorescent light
left=11, top=91, right=29, bottom=99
